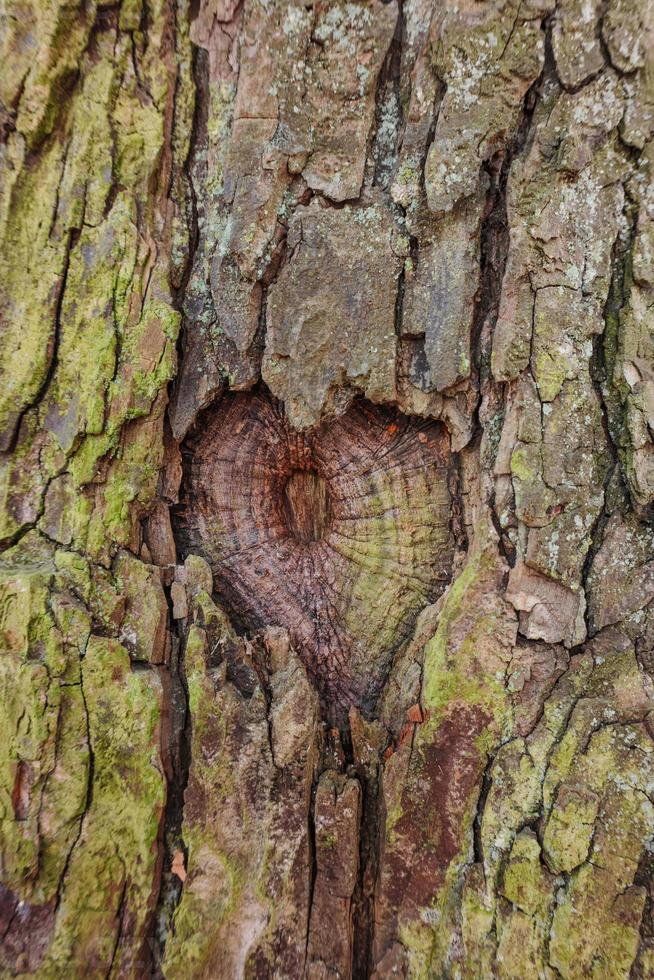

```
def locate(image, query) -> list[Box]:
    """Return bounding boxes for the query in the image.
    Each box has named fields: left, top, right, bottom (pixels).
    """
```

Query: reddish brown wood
left=174, top=389, right=454, bottom=719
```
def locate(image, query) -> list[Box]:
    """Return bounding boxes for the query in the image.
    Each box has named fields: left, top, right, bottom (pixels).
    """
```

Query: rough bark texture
left=0, top=0, right=653, bottom=977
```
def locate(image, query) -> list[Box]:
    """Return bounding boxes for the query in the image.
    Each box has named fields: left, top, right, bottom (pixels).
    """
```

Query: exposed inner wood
left=282, top=469, right=332, bottom=543
left=174, top=389, right=455, bottom=719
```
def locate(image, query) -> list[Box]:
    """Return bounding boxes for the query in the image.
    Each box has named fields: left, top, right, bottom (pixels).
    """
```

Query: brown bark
left=0, top=0, right=653, bottom=977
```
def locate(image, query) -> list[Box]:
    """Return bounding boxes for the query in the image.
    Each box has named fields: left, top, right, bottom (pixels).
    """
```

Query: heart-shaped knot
left=175, top=390, right=454, bottom=721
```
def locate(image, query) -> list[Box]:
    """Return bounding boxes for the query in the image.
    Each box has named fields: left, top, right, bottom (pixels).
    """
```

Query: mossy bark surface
left=1, top=0, right=654, bottom=977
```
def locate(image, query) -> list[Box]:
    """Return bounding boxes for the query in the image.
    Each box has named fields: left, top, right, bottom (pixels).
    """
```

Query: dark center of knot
left=282, top=469, right=331, bottom=543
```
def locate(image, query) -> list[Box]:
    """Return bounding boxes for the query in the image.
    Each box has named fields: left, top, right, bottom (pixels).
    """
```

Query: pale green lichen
left=40, top=635, right=166, bottom=975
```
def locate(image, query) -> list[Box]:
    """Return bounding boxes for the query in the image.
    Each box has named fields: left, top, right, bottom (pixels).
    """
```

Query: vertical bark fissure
left=52, top=646, right=96, bottom=917
left=303, top=782, right=319, bottom=975
left=581, top=192, right=640, bottom=636
left=596, top=193, right=639, bottom=471
left=472, top=18, right=554, bottom=572
left=473, top=17, right=553, bottom=393
left=350, top=762, right=382, bottom=980
left=106, top=877, right=129, bottom=980
left=149, top=28, right=206, bottom=969
left=632, top=850, right=654, bottom=977
left=475, top=121, right=533, bottom=560
left=348, top=7, right=406, bottom=972
left=150, top=626, right=192, bottom=974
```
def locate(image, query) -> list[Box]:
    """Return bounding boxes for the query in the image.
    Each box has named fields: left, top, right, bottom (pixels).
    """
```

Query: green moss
left=0, top=567, right=92, bottom=902
left=164, top=843, right=245, bottom=978
left=550, top=864, right=645, bottom=978
left=17, top=0, right=94, bottom=148
left=533, top=348, right=573, bottom=402
left=495, top=831, right=555, bottom=977
left=119, top=0, right=143, bottom=32
left=0, top=138, right=68, bottom=445
left=502, top=831, right=553, bottom=916
left=33, top=682, right=90, bottom=902
left=53, top=550, right=92, bottom=601
left=510, top=445, right=539, bottom=484
left=399, top=917, right=438, bottom=979
left=41, top=635, right=166, bottom=974
left=396, top=163, right=418, bottom=186
left=0, top=2, right=184, bottom=559
left=381, top=544, right=517, bottom=974
left=542, top=786, right=599, bottom=873
left=185, top=625, right=209, bottom=718
left=421, top=545, right=508, bottom=721
left=0, top=1, right=194, bottom=970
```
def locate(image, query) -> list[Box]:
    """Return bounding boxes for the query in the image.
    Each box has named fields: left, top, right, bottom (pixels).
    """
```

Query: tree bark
left=1, top=0, right=653, bottom=977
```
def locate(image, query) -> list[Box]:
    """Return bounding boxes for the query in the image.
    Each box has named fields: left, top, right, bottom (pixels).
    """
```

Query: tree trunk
left=1, top=0, right=653, bottom=976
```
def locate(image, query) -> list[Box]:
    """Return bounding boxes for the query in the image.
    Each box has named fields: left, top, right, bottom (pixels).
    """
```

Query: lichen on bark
left=1, top=0, right=654, bottom=977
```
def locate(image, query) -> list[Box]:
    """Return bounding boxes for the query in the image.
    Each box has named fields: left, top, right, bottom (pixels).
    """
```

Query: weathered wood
left=174, top=390, right=453, bottom=718
left=1, top=0, right=653, bottom=976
